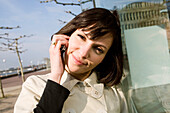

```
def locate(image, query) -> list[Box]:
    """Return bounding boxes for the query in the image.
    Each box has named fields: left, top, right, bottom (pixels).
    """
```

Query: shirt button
left=96, top=109, right=107, bottom=113
left=95, top=91, right=98, bottom=95
left=66, top=108, right=76, bottom=113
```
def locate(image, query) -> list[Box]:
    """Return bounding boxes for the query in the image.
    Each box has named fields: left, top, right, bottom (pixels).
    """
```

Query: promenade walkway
left=0, top=69, right=50, bottom=113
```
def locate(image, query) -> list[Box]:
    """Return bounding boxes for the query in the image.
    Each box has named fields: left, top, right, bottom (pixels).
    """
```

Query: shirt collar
left=82, top=72, right=104, bottom=98
left=60, top=71, right=104, bottom=98
left=60, top=71, right=79, bottom=91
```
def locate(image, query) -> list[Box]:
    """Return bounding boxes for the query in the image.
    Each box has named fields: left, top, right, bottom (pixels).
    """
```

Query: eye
left=95, top=47, right=104, bottom=54
left=77, top=34, right=86, bottom=40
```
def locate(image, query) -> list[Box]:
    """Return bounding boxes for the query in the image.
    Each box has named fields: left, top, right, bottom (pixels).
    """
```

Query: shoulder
left=103, top=86, right=121, bottom=102
left=22, top=73, right=50, bottom=95
left=25, top=73, right=49, bottom=84
left=14, top=73, right=51, bottom=113
left=111, top=86, right=128, bottom=113
left=102, top=86, right=128, bottom=112
left=110, top=86, right=125, bottom=102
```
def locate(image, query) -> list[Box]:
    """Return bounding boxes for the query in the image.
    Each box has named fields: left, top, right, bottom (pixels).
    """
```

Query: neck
left=65, top=67, right=91, bottom=81
left=72, top=71, right=92, bottom=81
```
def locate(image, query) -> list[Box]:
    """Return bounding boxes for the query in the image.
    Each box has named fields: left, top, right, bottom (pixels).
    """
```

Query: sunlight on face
left=65, top=29, right=113, bottom=80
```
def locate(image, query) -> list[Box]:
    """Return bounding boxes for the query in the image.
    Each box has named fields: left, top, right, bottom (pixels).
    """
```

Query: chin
left=65, top=64, right=78, bottom=73
left=67, top=67, right=82, bottom=74
left=66, top=65, right=87, bottom=75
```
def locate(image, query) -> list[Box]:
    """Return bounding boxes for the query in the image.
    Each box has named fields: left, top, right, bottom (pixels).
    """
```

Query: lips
left=72, top=54, right=86, bottom=65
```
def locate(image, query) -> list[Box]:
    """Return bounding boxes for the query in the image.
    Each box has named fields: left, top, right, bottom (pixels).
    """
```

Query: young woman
left=14, top=8, right=128, bottom=113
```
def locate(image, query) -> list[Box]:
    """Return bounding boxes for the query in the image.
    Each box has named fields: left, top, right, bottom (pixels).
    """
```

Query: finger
left=51, top=34, right=69, bottom=41
left=51, top=40, right=57, bottom=46
left=51, top=38, right=69, bottom=48
left=55, top=40, right=69, bottom=51
left=51, top=36, right=69, bottom=46
left=51, top=39, right=68, bottom=47
left=50, top=40, right=68, bottom=54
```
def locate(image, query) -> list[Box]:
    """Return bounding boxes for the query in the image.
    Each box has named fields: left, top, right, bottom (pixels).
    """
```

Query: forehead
left=77, top=28, right=113, bottom=39
left=76, top=29, right=113, bottom=47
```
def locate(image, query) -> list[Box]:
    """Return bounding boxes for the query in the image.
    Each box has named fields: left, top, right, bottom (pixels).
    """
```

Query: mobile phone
left=61, top=45, right=66, bottom=63
left=51, top=34, right=67, bottom=62
left=60, top=45, right=66, bottom=52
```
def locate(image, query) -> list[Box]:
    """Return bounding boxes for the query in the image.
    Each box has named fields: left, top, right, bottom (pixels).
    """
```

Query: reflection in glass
left=96, top=0, right=170, bottom=112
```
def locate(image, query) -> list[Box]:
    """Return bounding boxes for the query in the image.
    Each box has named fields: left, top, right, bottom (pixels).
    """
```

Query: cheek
left=67, top=38, right=75, bottom=53
left=68, top=35, right=79, bottom=48
left=91, top=55, right=105, bottom=67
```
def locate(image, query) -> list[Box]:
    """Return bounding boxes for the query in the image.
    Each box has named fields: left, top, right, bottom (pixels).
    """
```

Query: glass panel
left=96, top=0, right=170, bottom=112
left=125, top=25, right=170, bottom=88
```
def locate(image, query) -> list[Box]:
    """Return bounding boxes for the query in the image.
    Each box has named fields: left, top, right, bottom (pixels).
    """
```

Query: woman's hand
left=48, top=34, right=69, bottom=83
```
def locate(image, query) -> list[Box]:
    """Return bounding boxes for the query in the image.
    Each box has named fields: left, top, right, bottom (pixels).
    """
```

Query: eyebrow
left=79, top=30, right=89, bottom=38
left=79, top=29, right=109, bottom=50
left=94, top=44, right=107, bottom=50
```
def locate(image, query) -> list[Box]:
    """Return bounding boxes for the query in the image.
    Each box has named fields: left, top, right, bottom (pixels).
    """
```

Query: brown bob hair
left=52, top=8, right=123, bottom=86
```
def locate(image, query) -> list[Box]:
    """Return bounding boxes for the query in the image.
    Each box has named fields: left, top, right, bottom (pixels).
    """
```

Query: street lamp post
left=30, top=60, right=33, bottom=69
left=2, top=59, right=7, bottom=76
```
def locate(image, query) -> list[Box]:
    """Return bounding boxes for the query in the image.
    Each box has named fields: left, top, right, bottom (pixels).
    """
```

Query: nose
left=79, top=44, right=91, bottom=59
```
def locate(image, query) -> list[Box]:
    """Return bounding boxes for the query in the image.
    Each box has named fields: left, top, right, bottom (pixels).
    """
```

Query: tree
left=0, top=26, right=21, bottom=98
left=0, top=34, right=33, bottom=83
left=40, top=0, right=93, bottom=8
left=0, top=77, right=5, bottom=98
left=40, top=0, right=96, bottom=23
left=0, top=26, right=20, bottom=29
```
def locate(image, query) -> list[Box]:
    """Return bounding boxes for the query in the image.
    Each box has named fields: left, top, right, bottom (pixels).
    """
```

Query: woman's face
left=65, top=29, right=113, bottom=80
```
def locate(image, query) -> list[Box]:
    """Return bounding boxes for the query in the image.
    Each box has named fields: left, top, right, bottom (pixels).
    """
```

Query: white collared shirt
left=59, top=71, right=128, bottom=113
left=14, top=71, right=128, bottom=113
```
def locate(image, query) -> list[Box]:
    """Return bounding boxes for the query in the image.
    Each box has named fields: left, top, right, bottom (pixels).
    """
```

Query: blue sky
left=0, top=0, right=158, bottom=70
left=0, top=0, right=84, bottom=70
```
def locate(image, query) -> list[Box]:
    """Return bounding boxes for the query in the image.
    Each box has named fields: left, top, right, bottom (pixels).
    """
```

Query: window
left=95, top=1, right=170, bottom=113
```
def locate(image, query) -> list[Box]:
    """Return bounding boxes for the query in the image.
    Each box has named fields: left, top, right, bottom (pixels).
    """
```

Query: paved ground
left=0, top=69, right=50, bottom=113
